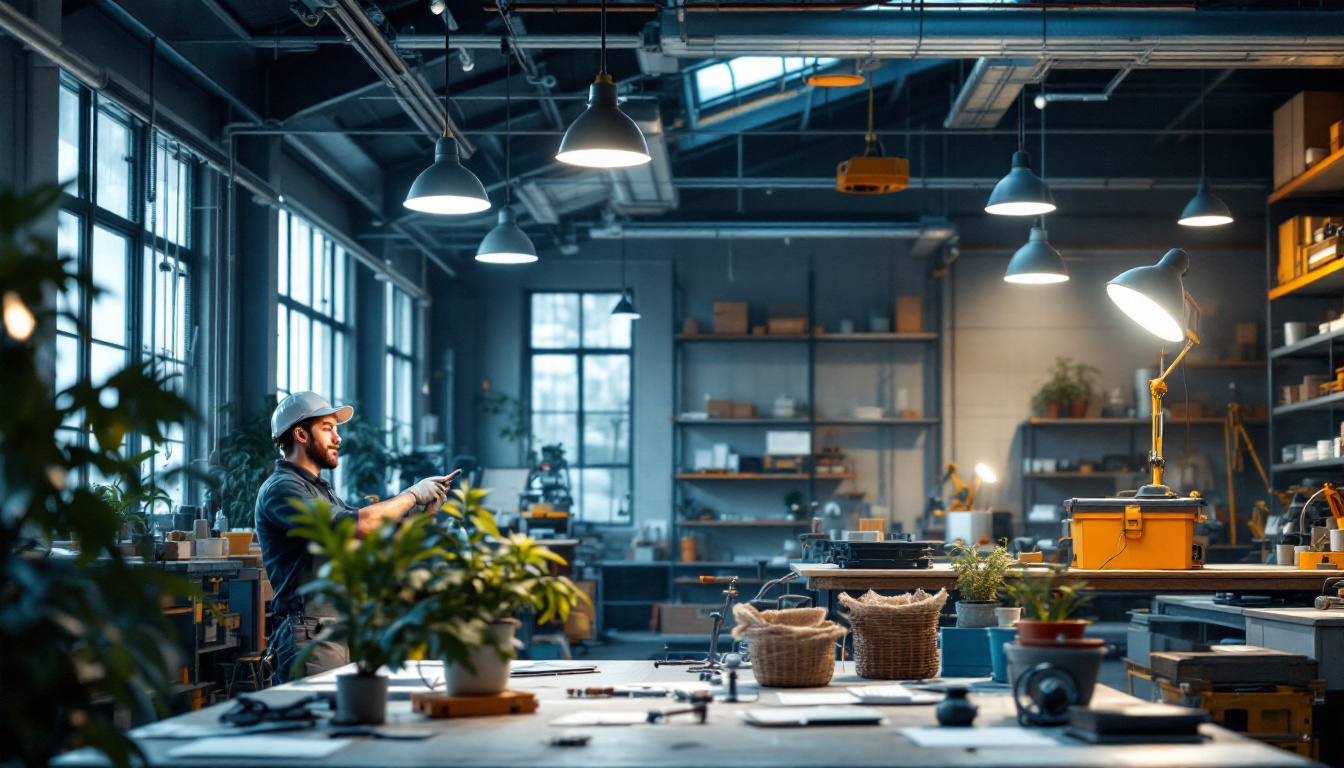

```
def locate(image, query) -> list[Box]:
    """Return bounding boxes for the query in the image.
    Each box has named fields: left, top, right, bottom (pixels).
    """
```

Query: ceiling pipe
left=671, top=176, right=1266, bottom=191
left=587, top=221, right=957, bottom=240
left=192, top=33, right=643, bottom=50
left=1036, top=63, right=1133, bottom=105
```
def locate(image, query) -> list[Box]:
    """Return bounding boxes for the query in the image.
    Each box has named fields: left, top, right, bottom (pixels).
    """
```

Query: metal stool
left=226, top=650, right=274, bottom=695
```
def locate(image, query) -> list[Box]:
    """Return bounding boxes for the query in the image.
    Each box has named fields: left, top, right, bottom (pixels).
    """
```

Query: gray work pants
left=271, top=608, right=350, bottom=683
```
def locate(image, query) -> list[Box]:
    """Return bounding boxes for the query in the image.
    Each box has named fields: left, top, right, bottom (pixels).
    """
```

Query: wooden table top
left=55, top=661, right=1313, bottom=768
left=792, top=562, right=1339, bottom=593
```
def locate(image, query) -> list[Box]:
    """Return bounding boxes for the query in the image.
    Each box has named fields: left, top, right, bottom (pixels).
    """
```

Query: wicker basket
left=839, top=589, right=948, bottom=680
left=732, top=605, right=846, bottom=688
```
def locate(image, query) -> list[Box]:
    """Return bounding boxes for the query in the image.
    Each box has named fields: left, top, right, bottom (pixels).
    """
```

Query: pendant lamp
left=1178, top=71, right=1232, bottom=227
left=556, top=0, right=650, bottom=168
left=986, top=87, right=1055, bottom=217
left=1004, top=93, right=1068, bottom=284
left=476, top=39, right=537, bottom=264
left=405, top=4, right=491, bottom=215
left=611, top=237, right=639, bottom=319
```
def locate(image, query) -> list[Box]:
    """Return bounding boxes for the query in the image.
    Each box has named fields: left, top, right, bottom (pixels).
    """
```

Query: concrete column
left=232, top=136, right=279, bottom=420
left=354, top=261, right=385, bottom=428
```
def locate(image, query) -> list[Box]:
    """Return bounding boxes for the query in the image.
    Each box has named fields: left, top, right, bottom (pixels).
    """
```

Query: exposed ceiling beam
left=672, top=176, right=1267, bottom=191
left=199, top=33, right=643, bottom=51
left=1151, top=67, right=1235, bottom=147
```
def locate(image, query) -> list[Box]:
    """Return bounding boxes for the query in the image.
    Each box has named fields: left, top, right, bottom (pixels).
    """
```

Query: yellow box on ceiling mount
left=836, top=156, right=909, bottom=195
left=1064, top=497, right=1206, bottom=570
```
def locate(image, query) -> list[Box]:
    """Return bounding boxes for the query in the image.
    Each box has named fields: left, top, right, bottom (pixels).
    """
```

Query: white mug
left=1277, top=544, right=1297, bottom=565
left=1331, top=529, right=1344, bottom=553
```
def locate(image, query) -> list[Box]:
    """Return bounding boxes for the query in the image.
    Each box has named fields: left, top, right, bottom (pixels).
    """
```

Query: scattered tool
left=647, top=691, right=712, bottom=724
left=1014, top=663, right=1078, bottom=727
left=688, top=576, right=738, bottom=674
left=722, top=654, right=743, bottom=703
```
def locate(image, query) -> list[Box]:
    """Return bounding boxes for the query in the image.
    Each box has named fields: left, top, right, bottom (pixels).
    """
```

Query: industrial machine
left=520, top=444, right=573, bottom=537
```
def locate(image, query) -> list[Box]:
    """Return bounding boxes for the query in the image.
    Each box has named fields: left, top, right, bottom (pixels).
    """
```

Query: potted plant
left=949, top=541, right=1012, bottom=628
left=286, top=499, right=447, bottom=724
left=1068, top=361, right=1100, bottom=418
left=91, top=458, right=172, bottom=556
left=402, top=483, right=587, bottom=696
left=216, top=399, right=278, bottom=529
left=1030, top=357, right=1074, bottom=419
left=1002, top=565, right=1092, bottom=643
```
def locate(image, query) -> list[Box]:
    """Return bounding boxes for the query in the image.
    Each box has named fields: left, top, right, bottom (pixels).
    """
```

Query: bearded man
left=254, top=391, right=456, bottom=681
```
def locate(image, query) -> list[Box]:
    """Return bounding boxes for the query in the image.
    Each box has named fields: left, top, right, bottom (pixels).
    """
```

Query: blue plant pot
left=939, top=627, right=992, bottom=678
left=985, top=626, right=1019, bottom=683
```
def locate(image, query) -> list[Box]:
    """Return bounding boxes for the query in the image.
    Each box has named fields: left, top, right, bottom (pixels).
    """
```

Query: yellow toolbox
left=1158, top=679, right=1321, bottom=760
left=1064, top=497, right=1206, bottom=570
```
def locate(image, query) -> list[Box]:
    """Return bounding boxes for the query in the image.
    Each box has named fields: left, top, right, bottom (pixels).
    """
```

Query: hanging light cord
left=504, top=37, right=512, bottom=205
left=864, top=71, right=884, bottom=158
left=1198, top=69, right=1206, bottom=179
left=1018, top=87, right=1026, bottom=154
left=1039, top=80, right=1047, bottom=229
left=620, top=234, right=627, bottom=290
left=600, top=0, right=608, bottom=76
left=443, top=13, right=452, bottom=137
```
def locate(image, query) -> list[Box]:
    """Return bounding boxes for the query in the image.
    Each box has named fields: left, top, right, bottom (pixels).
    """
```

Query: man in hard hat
left=255, top=391, right=458, bottom=682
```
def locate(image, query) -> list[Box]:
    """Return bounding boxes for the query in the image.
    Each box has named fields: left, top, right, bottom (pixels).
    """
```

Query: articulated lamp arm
left=1146, top=291, right=1202, bottom=495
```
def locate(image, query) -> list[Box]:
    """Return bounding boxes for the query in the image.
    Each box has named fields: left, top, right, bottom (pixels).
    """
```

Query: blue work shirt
left=254, top=460, right=359, bottom=615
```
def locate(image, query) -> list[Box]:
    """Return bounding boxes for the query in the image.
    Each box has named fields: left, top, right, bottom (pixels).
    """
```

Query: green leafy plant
left=1031, top=356, right=1076, bottom=412
left=1, top=182, right=197, bottom=768
left=217, top=399, right=278, bottom=529
left=1069, top=361, right=1100, bottom=404
left=285, top=498, right=449, bottom=677
left=399, top=483, right=587, bottom=668
left=949, top=541, right=1013, bottom=602
left=1003, top=565, right=1093, bottom=622
left=91, top=453, right=174, bottom=537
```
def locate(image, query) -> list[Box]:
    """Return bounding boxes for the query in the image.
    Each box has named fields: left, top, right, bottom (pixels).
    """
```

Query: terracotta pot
left=1044, top=402, right=1063, bottom=419
left=446, top=619, right=518, bottom=696
left=1069, top=400, right=1089, bottom=418
left=1015, top=619, right=1089, bottom=644
left=335, top=673, right=389, bottom=724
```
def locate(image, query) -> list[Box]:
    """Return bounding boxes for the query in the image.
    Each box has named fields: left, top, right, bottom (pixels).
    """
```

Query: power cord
left=1097, top=528, right=1129, bottom=570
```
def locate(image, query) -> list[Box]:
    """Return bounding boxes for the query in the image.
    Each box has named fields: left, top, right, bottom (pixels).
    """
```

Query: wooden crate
left=712, top=303, right=748, bottom=335
left=411, top=690, right=538, bottom=718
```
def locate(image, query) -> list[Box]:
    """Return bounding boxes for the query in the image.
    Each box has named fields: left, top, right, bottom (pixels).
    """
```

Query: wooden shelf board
left=1271, top=326, right=1344, bottom=358
left=678, top=520, right=810, bottom=527
left=814, top=332, right=938, bottom=342
left=1268, top=144, right=1344, bottom=204
left=1272, top=457, right=1344, bottom=473
left=674, top=417, right=937, bottom=426
left=674, top=473, right=857, bottom=480
left=1183, top=359, right=1266, bottom=369
left=672, top=561, right=792, bottom=568
left=1028, top=417, right=1263, bottom=426
left=674, top=418, right=811, bottom=426
left=1025, top=471, right=1134, bottom=479
left=813, top=418, right=939, bottom=426
left=676, top=334, right=809, bottom=342
left=1269, top=256, right=1344, bottom=299
left=674, top=577, right=769, bottom=585
left=1273, top=390, right=1344, bottom=416
left=676, top=333, right=937, bottom=342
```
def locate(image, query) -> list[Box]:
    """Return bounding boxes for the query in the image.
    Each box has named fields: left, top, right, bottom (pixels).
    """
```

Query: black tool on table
left=1013, top=663, right=1078, bottom=727
left=686, top=576, right=738, bottom=674
left=647, top=690, right=712, bottom=724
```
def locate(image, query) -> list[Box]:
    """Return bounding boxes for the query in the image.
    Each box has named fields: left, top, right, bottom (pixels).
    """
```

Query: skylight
left=694, top=57, right=839, bottom=104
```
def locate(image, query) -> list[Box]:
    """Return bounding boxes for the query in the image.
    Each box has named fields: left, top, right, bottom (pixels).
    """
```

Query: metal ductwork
left=515, top=177, right=610, bottom=226
left=310, top=0, right=474, bottom=155
left=657, top=9, right=1344, bottom=67
left=673, top=175, right=1266, bottom=192
left=943, top=59, right=1046, bottom=130
left=588, top=219, right=956, bottom=241
left=608, top=104, right=677, bottom=216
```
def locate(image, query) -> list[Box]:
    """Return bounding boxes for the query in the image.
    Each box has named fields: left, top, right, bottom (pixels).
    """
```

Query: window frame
left=525, top=291, right=634, bottom=526
left=384, top=283, right=419, bottom=454
left=275, top=209, right=353, bottom=405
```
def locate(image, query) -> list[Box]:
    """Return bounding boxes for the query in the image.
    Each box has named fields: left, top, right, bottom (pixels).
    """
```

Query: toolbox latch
left=1124, top=506, right=1143, bottom=538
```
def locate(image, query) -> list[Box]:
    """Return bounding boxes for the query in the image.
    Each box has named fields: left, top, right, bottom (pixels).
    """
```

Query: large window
left=55, top=76, right=197, bottom=501
left=276, top=210, right=351, bottom=405
left=385, top=284, right=417, bottom=453
left=694, top=57, right=838, bottom=106
left=529, top=293, right=632, bottom=524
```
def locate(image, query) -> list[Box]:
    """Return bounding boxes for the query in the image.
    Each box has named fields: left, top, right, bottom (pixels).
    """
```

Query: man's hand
left=402, top=470, right=463, bottom=507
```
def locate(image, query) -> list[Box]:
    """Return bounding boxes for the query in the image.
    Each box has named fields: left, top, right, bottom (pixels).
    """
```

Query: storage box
left=682, top=318, right=700, bottom=335
left=1279, top=217, right=1306, bottom=285
left=656, top=603, right=735, bottom=635
left=939, top=627, right=992, bottom=678
left=1234, top=322, right=1260, bottom=346
left=1064, top=497, right=1206, bottom=570
left=730, top=402, right=756, bottom=419
left=1273, top=91, right=1344, bottom=189
left=1332, top=120, right=1342, bottom=154
left=895, top=296, right=923, bottom=334
left=713, top=302, right=749, bottom=335
left=767, top=317, right=808, bottom=335
left=1167, top=402, right=1205, bottom=420
left=1306, top=237, right=1340, bottom=270
left=1150, top=648, right=1317, bottom=687
left=706, top=400, right=734, bottom=419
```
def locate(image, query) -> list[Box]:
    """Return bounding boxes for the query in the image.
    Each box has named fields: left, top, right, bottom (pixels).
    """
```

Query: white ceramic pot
left=955, top=601, right=998, bottom=629
left=335, top=673, right=389, bottom=724
left=994, top=607, right=1022, bottom=627
left=446, top=620, right=519, bottom=696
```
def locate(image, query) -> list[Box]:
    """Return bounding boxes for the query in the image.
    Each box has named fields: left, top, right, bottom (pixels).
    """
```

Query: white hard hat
left=271, top=391, right=354, bottom=442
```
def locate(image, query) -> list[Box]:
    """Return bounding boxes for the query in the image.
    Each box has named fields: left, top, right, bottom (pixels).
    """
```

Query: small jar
left=936, top=686, right=978, bottom=727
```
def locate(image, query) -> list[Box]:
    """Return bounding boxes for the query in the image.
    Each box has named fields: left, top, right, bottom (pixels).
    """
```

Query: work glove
left=404, top=475, right=451, bottom=507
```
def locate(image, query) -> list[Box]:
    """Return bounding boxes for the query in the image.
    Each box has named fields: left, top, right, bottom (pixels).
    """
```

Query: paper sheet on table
left=774, top=692, right=860, bottom=707
left=550, top=712, right=649, bottom=727
left=847, top=685, right=941, bottom=705
left=743, top=706, right=885, bottom=727
left=166, top=737, right=351, bottom=759
left=511, top=660, right=598, bottom=676
left=900, top=727, right=1060, bottom=748
left=131, top=722, right=313, bottom=740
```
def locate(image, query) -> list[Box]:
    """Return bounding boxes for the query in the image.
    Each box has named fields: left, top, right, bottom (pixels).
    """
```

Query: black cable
left=504, top=37, right=512, bottom=205
left=1098, top=528, right=1129, bottom=570
left=1199, top=69, right=1206, bottom=179
left=600, top=0, right=607, bottom=76
left=443, top=13, right=451, bottom=136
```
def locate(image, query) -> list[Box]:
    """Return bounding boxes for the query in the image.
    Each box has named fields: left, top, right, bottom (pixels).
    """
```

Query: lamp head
left=1106, top=248, right=1190, bottom=344
left=1178, top=177, right=1233, bottom=227
left=985, top=151, right=1056, bottom=217
left=974, top=463, right=997, bottom=484
left=404, top=137, right=492, bottom=215
left=475, top=208, right=538, bottom=264
left=1004, top=226, right=1068, bottom=284
left=556, top=74, right=652, bottom=169
left=611, top=288, right=640, bottom=320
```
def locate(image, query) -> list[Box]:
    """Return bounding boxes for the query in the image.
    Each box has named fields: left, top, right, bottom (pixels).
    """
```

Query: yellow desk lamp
left=1106, top=248, right=1202, bottom=499
left=943, top=462, right=998, bottom=513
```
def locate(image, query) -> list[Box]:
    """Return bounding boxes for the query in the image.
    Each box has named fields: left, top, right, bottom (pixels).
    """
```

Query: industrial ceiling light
left=404, top=2, right=490, bottom=215
left=1179, top=72, right=1233, bottom=227
left=806, top=59, right=865, bottom=88
left=555, top=0, right=650, bottom=169
left=476, top=38, right=537, bottom=264
left=611, top=237, right=639, bottom=319
left=985, top=87, right=1055, bottom=217
left=1004, top=225, right=1068, bottom=284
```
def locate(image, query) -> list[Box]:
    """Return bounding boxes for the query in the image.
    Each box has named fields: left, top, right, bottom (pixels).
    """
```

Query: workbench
left=54, top=661, right=1317, bottom=768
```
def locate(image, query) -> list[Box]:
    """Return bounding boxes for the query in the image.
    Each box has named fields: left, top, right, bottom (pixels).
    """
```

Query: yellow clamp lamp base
left=1137, top=327, right=1202, bottom=499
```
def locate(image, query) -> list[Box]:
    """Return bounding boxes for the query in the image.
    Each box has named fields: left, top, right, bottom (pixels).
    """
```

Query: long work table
left=55, top=660, right=1316, bottom=768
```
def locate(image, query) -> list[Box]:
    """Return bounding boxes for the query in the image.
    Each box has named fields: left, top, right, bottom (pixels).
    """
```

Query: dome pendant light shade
left=556, top=74, right=651, bottom=169
left=1004, top=226, right=1068, bottom=284
left=1106, top=248, right=1190, bottom=344
left=404, top=137, right=491, bottom=214
left=611, top=288, right=639, bottom=319
left=476, top=208, right=537, bottom=264
left=985, top=151, right=1056, bottom=217
left=1178, top=177, right=1233, bottom=227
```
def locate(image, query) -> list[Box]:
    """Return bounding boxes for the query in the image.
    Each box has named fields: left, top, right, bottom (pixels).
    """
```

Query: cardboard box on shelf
left=706, top=400, right=734, bottom=419
left=1168, top=402, right=1206, bottom=420
left=1305, top=216, right=1343, bottom=243
left=1332, top=121, right=1343, bottom=154
left=730, top=402, right=756, bottom=419
left=1234, top=322, right=1260, bottom=345
left=656, top=603, right=735, bottom=635
left=712, top=302, right=749, bottom=335
left=1279, top=217, right=1306, bottom=285
left=1273, top=91, right=1344, bottom=189
left=682, top=318, right=700, bottom=335
left=895, top=296, right=923, bottom=333
left=767, top=317, right=808, bottom=335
